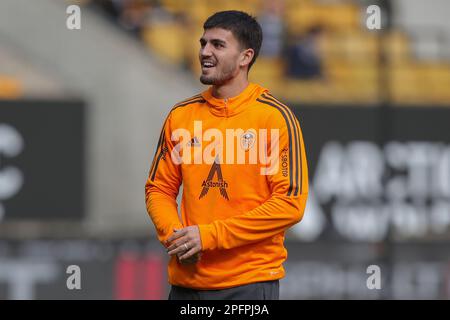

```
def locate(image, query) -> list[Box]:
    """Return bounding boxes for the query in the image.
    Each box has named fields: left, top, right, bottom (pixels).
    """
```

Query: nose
left=200, top=43, right=212, bottom=58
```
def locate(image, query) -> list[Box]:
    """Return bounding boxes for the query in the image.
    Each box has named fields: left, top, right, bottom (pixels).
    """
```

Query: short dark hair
left=203, top=10, right=263, bottom=70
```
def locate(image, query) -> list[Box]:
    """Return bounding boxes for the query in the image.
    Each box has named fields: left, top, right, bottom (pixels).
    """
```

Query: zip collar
left=201, top=83, right=268, bottom=117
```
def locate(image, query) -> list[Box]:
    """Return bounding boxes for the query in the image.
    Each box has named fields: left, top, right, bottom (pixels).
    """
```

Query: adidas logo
left=188, top=136, right=201, bottom=147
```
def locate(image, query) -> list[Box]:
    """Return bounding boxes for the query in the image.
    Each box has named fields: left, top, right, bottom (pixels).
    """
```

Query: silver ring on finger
left=184, top=243, right=189, bottom=251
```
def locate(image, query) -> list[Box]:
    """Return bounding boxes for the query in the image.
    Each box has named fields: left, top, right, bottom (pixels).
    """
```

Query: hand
left=165, top=226, right=202, bottom=261
left=178, top=251, right=202, bottom=265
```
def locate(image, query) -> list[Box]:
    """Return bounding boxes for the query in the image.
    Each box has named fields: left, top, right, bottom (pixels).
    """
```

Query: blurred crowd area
left=1, top=0, right=449, bottom=105
left=61, top=0, right=450, bottom=106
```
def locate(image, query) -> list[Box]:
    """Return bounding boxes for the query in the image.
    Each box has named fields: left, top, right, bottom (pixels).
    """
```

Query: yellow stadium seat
left=320, top=31, right=380, bottom=64
left=384, top=31, right=411, bottom=65
left=282, top=80, right=334, bottom=104
left=320, top=3, right=360, bottom=32
left=285, top=2, right=360, bottom=36
left=156, top=0, right=449, bottom=106
left=161, top=0, right=189, bottom=14
left=141, top=22, right=186, bottom=65
left=416, top=63, right=450, bottom=104
left=249, top=57, right=284, bottom=91
left=0, top=76, right=21, bottom=99
left=389, top=65, right=428, bottom=104
left=206, top=0, right=261, bottom=16
left=186, top=0, right=213, bottom=25
left=284, top=4, right=321, bottom=36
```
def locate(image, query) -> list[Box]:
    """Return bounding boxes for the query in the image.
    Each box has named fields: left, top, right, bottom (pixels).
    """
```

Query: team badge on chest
left=240, top=130, right=256, bottom=151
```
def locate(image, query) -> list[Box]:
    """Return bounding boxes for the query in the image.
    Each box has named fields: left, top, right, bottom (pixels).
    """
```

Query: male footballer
left=145, top=10, right=308, bottom=300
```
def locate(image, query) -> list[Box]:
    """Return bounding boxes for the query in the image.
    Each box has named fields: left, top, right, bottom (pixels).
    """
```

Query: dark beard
left=199, top=64, right=236, bottom=85
left=199, top=74, right=217, bottom=85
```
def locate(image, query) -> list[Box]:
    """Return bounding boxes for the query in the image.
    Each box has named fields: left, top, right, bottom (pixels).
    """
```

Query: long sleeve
left=145, top=112, right=183, bottom=244
left=198, top=110, right=309, bottom=250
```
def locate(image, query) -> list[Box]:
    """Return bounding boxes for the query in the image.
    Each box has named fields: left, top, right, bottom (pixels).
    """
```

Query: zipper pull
left=224, top=98, right=228, bottom=118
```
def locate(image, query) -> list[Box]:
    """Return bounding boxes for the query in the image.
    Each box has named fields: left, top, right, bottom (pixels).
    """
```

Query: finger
left=167, top=228, right=186, bottom=243
left=164, top=229, right=180, bottom=247
left=179, top=258, right=196, bottom=265
left=179, top=259, right=191, bottom=265
left=166, top=234, right=186, bottom=249
left=166, top=236, right=188, bottom=252
left=178, top=247, right=200, bottom=261
left=168, top=241, right=189, bottom=256
left=179, top=251, right=202, bottom=264
left=178, top=255, right=198, bottom=264
left=179, top=250, right=200, bottom=261
left=168, top=246, right=186, bottom=256
left=181, top=254, right=201, bottom=263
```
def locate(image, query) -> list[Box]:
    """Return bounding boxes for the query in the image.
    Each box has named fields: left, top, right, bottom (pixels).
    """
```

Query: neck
left=211, top=73, right=249, bottom=100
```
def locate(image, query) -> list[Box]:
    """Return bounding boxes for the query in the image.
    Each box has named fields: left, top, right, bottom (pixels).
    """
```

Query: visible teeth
left=203, top=62, right=214, bottom=67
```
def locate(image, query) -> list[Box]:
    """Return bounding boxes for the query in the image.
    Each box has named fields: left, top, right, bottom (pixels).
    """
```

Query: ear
left=240, top=48, right=255, bottom=68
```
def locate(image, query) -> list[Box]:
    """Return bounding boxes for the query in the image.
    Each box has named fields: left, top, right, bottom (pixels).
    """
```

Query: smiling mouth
left=202, top=61, right=216, bottom=69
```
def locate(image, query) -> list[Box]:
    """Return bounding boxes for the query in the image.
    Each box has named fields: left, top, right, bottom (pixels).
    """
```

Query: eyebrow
left=200, top=38, right=227, bottom=45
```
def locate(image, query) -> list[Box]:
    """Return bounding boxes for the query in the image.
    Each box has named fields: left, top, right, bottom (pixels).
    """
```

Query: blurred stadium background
left=0, top=0, right=449, bottom=299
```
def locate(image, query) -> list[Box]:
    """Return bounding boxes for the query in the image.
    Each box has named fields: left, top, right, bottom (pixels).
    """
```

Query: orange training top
left=145, top=83, right=308, bottom=289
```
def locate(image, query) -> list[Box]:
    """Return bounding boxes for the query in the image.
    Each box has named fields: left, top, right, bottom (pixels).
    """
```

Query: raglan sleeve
left=198, top=109, right=309, bottom=250
left=145, top=111, right=183, bottom=245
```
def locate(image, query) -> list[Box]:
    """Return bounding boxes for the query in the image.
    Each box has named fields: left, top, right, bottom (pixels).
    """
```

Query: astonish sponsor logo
left=199, top=156, right=229, bottom=200
left=201, top=180, right=228, bottom=188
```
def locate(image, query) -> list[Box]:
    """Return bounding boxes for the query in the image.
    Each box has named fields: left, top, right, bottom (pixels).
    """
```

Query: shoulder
left=255, top=92, right=298, bottom=126
left=162, top=94, right=205, bottom=130
left=170, top=93, right=206, bottom=116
